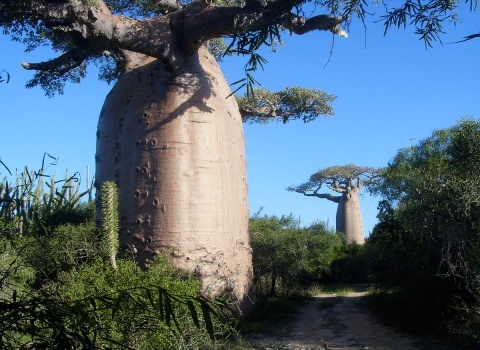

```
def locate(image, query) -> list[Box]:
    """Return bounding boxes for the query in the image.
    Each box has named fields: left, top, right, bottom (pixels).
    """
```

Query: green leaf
left=158, top=289, right=165, bottom=320
left=0, top=159, right=12, bottom=176
left=89, top=297, right=97, bottom=311
left=165, top=295, right=172, bottom=326
left=145, top=288, right=155, bottom=309
left=227, top=78, right=247, bottom=98
left=0, top=70, right=10, bottom=84
left=200, top=300, right=215, bottom=340
left=186, top=300, right=200, bottom=328
left=111, top=290, right=125, bottom=319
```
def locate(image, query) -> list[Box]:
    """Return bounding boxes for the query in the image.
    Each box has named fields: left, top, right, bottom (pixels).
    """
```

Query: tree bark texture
left=335, top=187, right=365, bottom=245
left=95, top=47, right=253, bottom=311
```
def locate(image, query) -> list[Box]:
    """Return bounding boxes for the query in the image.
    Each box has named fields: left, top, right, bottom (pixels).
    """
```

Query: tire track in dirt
left=245, top=292, right=419, bottom=350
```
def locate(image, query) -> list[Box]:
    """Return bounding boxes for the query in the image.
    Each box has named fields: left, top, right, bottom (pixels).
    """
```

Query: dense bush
left=47, top=257, right=233, bottom=349
left=1, top=252, right=232, bottom=349
left=0, top=162, right=237, bottom=349
left=250, top=212, right=342, bottom=297
left=368, top=118, right=480, bottom=344
left=324, top=243, right=371, bottom=284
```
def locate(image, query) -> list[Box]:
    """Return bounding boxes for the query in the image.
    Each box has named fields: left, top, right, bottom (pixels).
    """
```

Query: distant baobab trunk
left=288, top=164, right=380, bottom=245
left=335, top=187, right=365, bottom=244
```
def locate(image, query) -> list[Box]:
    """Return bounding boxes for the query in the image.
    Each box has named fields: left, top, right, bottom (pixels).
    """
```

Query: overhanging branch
left=301, top=191, right=341, bottom=203
left=22, top=48, right=90, bottom=74
left=283, top=13, right=347, bottom=37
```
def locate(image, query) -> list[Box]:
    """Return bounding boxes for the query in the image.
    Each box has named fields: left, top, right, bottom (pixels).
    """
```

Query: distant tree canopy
left=237, top=87, right=336, bottom=124
left=295, top=165, right=380, bottom=195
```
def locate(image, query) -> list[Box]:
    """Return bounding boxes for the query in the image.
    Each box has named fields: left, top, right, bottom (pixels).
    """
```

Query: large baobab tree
left=0, top=0, right=340, bottom=313
left=0, top=0, right=475, bottom=313
left=289, top=165, right=380, bottom=244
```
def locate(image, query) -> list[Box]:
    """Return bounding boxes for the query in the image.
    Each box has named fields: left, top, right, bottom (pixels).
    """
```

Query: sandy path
left=245, top=292, right=419, bottom=350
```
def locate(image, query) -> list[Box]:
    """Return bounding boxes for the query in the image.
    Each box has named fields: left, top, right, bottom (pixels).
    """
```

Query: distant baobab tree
left=288, top=164, right=380, bottom=244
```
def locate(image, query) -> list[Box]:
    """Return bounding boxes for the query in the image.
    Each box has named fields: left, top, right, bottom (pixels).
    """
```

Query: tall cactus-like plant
left=101, top=181, right=119, bottom=270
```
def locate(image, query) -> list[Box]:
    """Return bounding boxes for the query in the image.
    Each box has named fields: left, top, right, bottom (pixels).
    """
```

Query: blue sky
left=1, top=6, right=479, bottom=236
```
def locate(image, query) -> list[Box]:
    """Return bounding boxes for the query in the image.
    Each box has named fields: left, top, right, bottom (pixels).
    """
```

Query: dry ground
left=243, top=291, right=420, bottom=350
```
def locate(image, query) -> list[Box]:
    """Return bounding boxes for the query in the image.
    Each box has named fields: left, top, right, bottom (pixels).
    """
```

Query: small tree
left=288, top=164, right=380, bottom=244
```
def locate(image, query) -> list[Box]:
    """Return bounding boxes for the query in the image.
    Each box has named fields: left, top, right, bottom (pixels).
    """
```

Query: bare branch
left=182, top=6, right=347, bottom=56
left=287, top=183, right=342, bottom=203
left=283, top=13, right=347, bottom=37
left=22, top=48, right=90, bottom=73
left=301, top=191, right=342, bottom=203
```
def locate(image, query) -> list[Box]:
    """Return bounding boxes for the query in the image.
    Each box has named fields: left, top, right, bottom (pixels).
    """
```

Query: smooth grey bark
left=335, top=187, right=365, bottom=245
left=96, top=48, right=253, bottom=312
left=297, top=188, right=365, bottom=245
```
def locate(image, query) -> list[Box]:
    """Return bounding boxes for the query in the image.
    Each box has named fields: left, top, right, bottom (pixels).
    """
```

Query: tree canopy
left=237, top=87, right=336, bottom=124
left=1, top=0, right=477, bottom=96
left=288, top=164, right=380, bottom=199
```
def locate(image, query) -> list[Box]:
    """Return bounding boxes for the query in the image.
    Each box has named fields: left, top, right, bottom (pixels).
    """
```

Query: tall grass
left=0, top=153, right=93, bottom=236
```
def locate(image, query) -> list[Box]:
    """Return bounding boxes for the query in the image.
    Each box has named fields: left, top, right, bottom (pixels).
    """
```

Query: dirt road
left=244, top=291, right=419, bottom=350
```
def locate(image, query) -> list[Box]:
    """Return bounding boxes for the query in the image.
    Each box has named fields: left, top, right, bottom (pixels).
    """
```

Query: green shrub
left=1, top=171, right=237, bottom=349
left=0, top=237, right=36, bottom=300
left=1, top=253, right=237, bottom=349
left=50, top=256, right=233, bottom=349
left=22, top=222, right=102, bottom=281
left=325, top=243, right=371, bottom=284
left=368, top=119, right=480, bottom=345
left=250, top=213, right=342, bottom=297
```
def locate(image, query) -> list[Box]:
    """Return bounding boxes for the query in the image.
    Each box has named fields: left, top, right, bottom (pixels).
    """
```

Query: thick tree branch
left=181, top=6, right=346, bottom=55
left=25, top=1, right=186, bottom=70
left=282, top=13, right=347, bottom=37
left=327, top=184, right=347, bottom=194
left=239, top=104, right=277, bottom=120
left=287, top=184, right=342, bottom=203
left=21, top=48, right=90, bottom=73
left=301, top=191, right=342, bottom=203
left=22, top=0, right=347, bottom=73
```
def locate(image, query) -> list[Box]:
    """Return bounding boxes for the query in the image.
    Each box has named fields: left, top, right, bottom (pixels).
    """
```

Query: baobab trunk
left=336, top=188, right=365, bottom=244
left=95, top=47, right=253, bottom=313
